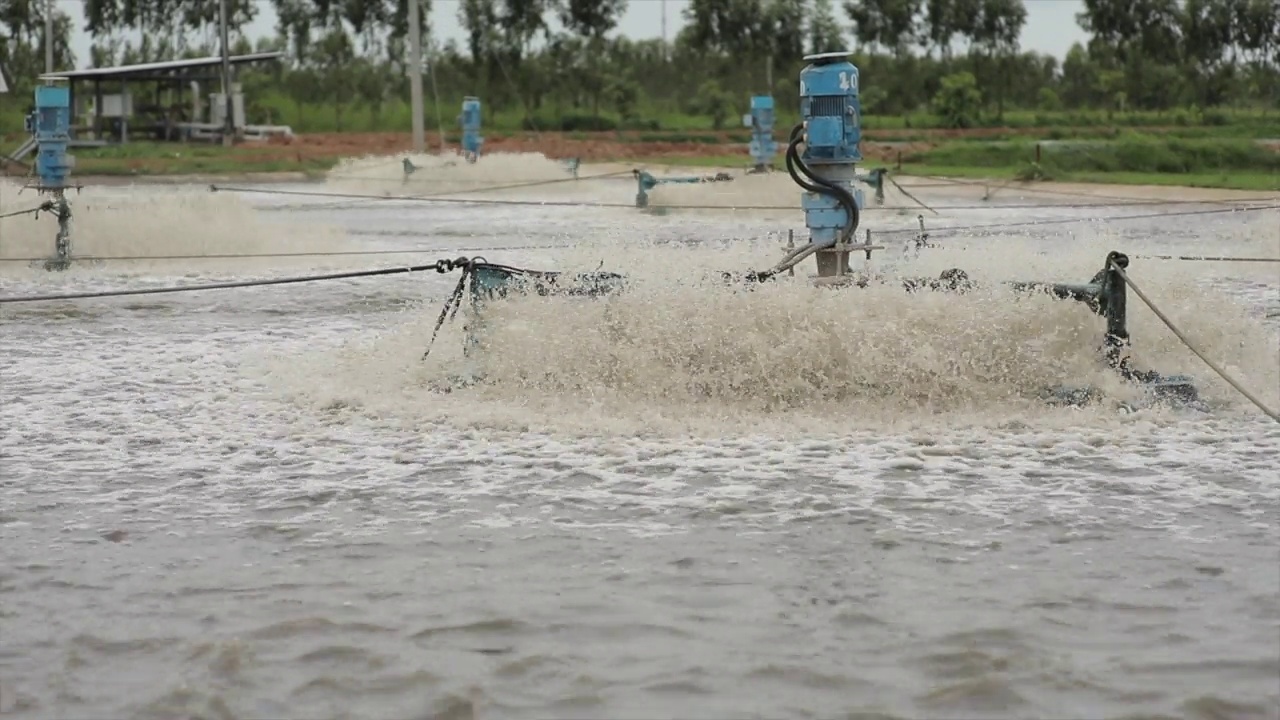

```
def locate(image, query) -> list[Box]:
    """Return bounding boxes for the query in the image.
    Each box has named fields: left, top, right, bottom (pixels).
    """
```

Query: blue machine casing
left=24, top=83, right=74, bottom=190
left=746, top=95, right=777, bottom=169
left=798, top=52, right=864, bottom=249
left=460, top=96, right=483, bottom=162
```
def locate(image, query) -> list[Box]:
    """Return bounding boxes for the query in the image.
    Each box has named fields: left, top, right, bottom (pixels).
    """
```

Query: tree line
left=1, top=0, right=1277, bottom=133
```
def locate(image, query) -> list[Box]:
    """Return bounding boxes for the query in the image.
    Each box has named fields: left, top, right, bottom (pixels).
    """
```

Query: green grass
left=2, top=140, right=339, bottom=177
left=4, top=97, right=1278, bottom=141
left=628, top=136, right=1280, bottom=192
left=891, top=165, right=1279, bottom=192
left=906, top=135, right=1280, bottom=173
left=4, top=132, right=1276, bottom=192
left=891, top=135, right=1280, bottom=191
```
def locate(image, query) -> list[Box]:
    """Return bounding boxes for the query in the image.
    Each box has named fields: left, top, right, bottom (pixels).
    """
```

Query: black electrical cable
left=787, top=124, right=861, bottom=238
left=784, top=123, right=861, bottom=243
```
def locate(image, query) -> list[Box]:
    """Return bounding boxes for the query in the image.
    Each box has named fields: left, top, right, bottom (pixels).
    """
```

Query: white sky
left=54, top=0, right=1090, bottom=70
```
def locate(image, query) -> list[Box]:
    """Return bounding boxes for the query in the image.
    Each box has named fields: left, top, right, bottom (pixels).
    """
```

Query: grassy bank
left=3, top=133, right=1276, bottom=193
left=1, top=141, right=338, bottom=177
left=9, top=96, right=1274, bottom=136
left=900, top=135, right=1280, bottom=192
left=4, top=105, right=1279, bottom=150
left=243, top=100, right=1280, bottom=140
left=649, top=135, right=1280, bottom=192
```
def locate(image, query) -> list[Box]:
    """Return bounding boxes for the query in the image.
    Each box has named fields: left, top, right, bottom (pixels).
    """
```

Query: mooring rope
left=871, top=203, right=1280, bottom=237
left=885, top=174, right=939, bottom=215
left=0, top=246, right=1275, bottom=265
left=1134, top=254, right=1280, bottom=263
left=211, top=184, right=646, bottom=209
left=322, top=164, right=1269, bottom=210
left=209, top=184, right=1280, bottom=216
left=0, top=260, right=469, bottom=305
left=303, top=169, right=636, bottom=211
left=0, top=202, right=55, bottom=220
left=914, top=174, right=1272, bottom=208
left=1108, top=259, right=1280, bottom=423
left=324, top=168, right=632, bottom=191
left=0, top=243, right=572, bottom=263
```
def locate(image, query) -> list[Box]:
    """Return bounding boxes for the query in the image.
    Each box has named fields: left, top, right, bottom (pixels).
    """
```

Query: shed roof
left=39, top=52, right=284, bottom=82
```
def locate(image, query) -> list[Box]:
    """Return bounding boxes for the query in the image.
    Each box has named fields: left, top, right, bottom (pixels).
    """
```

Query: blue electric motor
left=459, top=96, right=483, bottom=164
left=789, top=52, right=865, bottom=276
left=24, top=82, right=75, bottom=191
left=743, top=95, right=777, bottom=172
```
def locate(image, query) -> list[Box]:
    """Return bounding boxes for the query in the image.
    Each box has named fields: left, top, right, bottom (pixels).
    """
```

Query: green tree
left=932, top=70, right=981, bottom=127
left=968, top=0, right=1027, bottom=118
left=559, top=0, right=626, bottom=115
left=844, top=0, right=922, bottom=57
left=806, top=0, right=845, bottom=55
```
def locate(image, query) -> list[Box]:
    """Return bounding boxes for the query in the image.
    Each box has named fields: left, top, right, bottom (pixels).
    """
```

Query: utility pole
left=429, top=43, right=446, bottom=153
left=44, top=0, right=54, bottom=74
left=408, top=0, right=425, bottom=153
left=218, top=0, right=234, bottom=146
left=660, top=0, right=668, bottom=60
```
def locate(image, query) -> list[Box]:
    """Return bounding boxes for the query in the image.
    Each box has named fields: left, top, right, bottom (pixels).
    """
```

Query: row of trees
left=1, top=0, right=1278, bottom=133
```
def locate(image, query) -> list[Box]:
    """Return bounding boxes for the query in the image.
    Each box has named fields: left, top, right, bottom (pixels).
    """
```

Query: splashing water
left=0, top=179, right=351, bottom=273
left=323, top=151, right=584, bottom=195
left=262, top=217, right=1280, bottom=438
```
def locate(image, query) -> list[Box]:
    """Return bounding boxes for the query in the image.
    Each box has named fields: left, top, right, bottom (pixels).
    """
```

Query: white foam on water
left=3, top=166, right=1278, bottom=718
left=260, top=213, right=1280, bottom=439
left=0, top=179, right=352, bottom=274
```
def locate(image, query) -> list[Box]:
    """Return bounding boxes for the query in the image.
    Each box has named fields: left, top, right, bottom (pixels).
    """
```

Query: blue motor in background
left=23, top=80, right=76, bottom=271
left=742, top=95, right=777, bottom=173
left=459, top=96, right=483, bottom=163
left=790, top=51, right=865, bottom=278
left=25, top=82, right=74, bottom=191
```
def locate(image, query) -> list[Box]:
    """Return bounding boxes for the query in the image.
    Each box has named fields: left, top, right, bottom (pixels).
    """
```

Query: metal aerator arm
left=632, top=169, right=735, bottom=208
left=907, top=251, right=1189, bottom=391
left=1008, top=250, right=1137, bottom=374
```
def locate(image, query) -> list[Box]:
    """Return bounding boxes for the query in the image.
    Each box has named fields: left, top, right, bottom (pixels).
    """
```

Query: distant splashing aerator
left=24, top=80, right=78, bottom=272
left=742, top=95, right=778, bottom=173
left=459, top=96, right=483, bottom=163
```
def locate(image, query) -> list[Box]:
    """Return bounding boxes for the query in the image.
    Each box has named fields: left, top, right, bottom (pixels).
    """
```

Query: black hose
left=784, top=123, right=860, bottom=243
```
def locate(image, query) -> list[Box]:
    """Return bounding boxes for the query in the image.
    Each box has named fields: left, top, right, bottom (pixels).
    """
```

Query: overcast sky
left=55, top=0, right=1091, bottom=70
